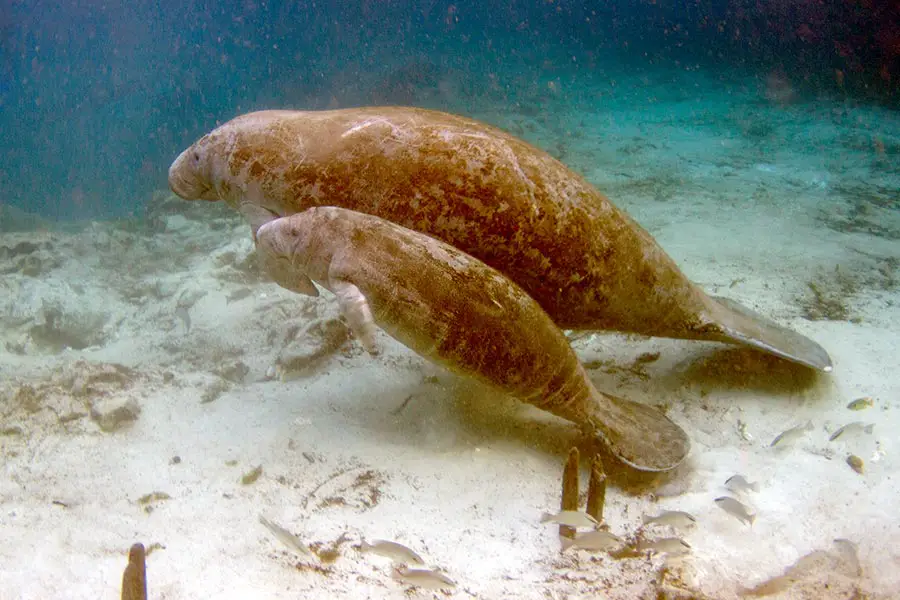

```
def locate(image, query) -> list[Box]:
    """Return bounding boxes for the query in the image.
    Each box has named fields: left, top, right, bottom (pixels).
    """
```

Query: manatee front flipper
left=331, top=279, right=381, bottom=356
left=709, top=296, right=832, bottom=372
left=586, top=393, right=690, bottom=472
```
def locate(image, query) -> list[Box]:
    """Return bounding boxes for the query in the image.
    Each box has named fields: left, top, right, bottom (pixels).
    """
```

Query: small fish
left=392, top=566, right=456, bottom=590
left=636, top=537, right=691, bottom=554
left=715, top=496, right=756, bottom=526
left=641, top=511, right=697, bottom=530
left=725, top=474, right=760, bottom=495
left=560, top=530, right=621, bottom=552
left=770, top=421, right=814, bottom=448
left=359, top=539, right=424, bottom=565
left=846, top=454, right=865, bottom=474
left=540, top=510, right=599, bottom=528
left=258, top=515, right=312, bottom=556
left=846, top=397, right=874, bottom=411
left=829, top=422, right=875, bottom=442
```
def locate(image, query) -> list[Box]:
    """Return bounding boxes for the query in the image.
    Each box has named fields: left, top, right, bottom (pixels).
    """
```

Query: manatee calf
left=168, top=107, right=831, bottom=372
left=256, top=207, right=690, bottom=472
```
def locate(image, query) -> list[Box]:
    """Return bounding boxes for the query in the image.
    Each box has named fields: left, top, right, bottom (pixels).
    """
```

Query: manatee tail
left=587, top=392, right=691, bottom=473
left=708, top=295, right=832, bottom=372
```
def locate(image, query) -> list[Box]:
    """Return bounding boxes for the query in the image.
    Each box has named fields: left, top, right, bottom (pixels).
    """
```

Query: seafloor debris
left=90, top=396, right=141, bottom=432
left=200, top=377, right=231, bottom=404
left=120, top=543, right=147, bottom=600
left=273, top=318, right=352, bottom=380
left=241, top=465, right=263, bottom=485
left=560, top=446, right=580, bottom=538
left=739, top=539, right=862, bottom=597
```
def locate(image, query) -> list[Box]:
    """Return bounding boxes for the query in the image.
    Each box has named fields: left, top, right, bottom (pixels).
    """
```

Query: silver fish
left=636, top=537, right=692, bottom=554
left=560, top=530, right=621, bottom=552
left=829, top=421, right=875, bottom=441
left=770, top=421, right=814, bottom=447
left=714, top=496, right=756, bottom=526
left=540, top=510, right=599, bottom=528
left=360, top=539, right=424, bottom=565
left=258, top=515, right=312, bottom=556
left=725, top=474, right=760, bottom=494
left=641, top=511, right=697, bottom=530
left=392, top=566, right=456, bottom=590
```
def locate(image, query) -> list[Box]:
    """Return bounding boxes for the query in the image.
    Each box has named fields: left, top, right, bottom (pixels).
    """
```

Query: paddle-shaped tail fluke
left=709, top=295, right=833, bottom=372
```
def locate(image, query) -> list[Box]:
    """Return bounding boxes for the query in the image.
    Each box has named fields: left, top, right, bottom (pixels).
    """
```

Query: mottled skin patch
left=169, top=107, right=831, bottom=371
left=256, top=207, right=690, bottom=471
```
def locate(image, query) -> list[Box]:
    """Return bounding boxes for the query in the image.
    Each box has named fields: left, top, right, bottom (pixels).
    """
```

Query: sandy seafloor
left=1, top=67, right=899, bottom=599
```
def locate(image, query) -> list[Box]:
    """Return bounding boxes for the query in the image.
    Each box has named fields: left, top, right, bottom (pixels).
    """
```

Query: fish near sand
left=715, top=496, right=756, bottom=526
left=541, top=510, right=601, bottom=529
left=560, top=530, right=622, bottom=552
left=168, top=107, right=832, bottom=373
left=392, top=566, right=456, bottom=590
left=770, top=421, right=814, bottom=448
left=641, top=510, right=697, bottom=530
left=725, top=474, right=760, bottom=495
left=359, top=539, right=424, bottom=565
left=254, top=208, right=690, bottom=471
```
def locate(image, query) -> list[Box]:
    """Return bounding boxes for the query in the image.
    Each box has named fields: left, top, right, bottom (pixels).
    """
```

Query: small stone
left=90, top=397, right=141, bottom=432
left=200, top=379, right=230, bottom=404
left=847, top=454, right=864, bottom=475
left=241, top=465, right=263, bottom=485
left=169, top=455, right=182, bottom=465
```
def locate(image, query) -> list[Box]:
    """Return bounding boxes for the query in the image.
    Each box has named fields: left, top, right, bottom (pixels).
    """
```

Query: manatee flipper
left=331, top=279, right=381, bottom=356
left=709, top=296, right=832, bottom=372
left=586, top=392, right=690, bottom=472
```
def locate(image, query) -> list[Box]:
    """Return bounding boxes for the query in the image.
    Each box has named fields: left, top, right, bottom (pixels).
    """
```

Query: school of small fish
left=251, top=392, right=876, bottom=592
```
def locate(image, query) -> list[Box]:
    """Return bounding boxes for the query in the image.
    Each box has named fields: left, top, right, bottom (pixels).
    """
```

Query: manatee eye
left=192, top=152, right=200, bottom=163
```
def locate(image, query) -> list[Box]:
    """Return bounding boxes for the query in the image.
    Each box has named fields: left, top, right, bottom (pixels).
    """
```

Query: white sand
left=2, top=69, right=898, bottom=599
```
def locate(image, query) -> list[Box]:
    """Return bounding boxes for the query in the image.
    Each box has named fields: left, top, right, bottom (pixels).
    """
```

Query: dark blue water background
left=0, top=0, right=897, bottom=220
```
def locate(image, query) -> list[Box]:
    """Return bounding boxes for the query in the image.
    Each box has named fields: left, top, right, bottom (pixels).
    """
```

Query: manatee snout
left=168, top=145, right=217, bottom=201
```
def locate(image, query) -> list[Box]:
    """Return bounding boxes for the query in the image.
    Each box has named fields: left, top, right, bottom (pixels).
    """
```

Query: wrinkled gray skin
left=256, top=207, right=691, bottom=472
